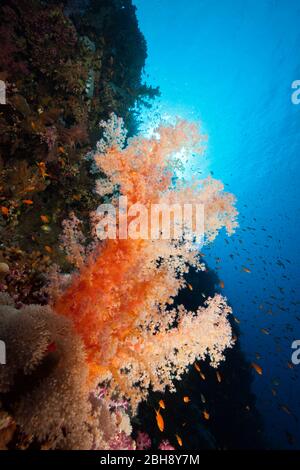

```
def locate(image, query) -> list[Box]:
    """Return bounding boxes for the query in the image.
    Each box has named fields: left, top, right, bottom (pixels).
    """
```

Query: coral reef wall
left=0, top=0, right=158, bottom=304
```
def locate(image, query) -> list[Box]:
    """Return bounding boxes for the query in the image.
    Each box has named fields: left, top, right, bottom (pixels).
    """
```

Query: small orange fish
left=260, top=328, right=269, bottom=335
left=242, top=266, right=251, bottom=273
left=159, top=399, right=165, bottom=409
left=287, top=362, right=294, bottom=369
left=187, top=283, right=193, bottom=291
left=175, top=434, right=183, bottom=446
left=44, top=245, right=52, bottom=253
left=1, top=206, right=9, bottom=216
left=22, top=199, right=33, bottom=205
left=58, top=146, right=65, bottom=153
left=200, top=372, right=206, bottom=381
left=280, top=405, right=291, bottom=416
left=183, top=396, right=190, bottom=403
left=194, top=363, right=201, bottom=372
left=219, top=280, right=225, bottom=289
left=40, top=215, right=49, bottom=223
left=216, top=371, right=222, bottom=383
left=155, top=409, right=164, bottom=432
left=203, top=410, right=210, bottom=420
left=37, top=162, right=49, bottom=178
left=233, top=316, right=240, bottom=324
left=251, top=362, right=263, bottom=376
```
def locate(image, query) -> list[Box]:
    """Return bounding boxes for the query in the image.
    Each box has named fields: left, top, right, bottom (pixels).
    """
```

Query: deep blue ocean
left=135, top=0, right=300, bottom=449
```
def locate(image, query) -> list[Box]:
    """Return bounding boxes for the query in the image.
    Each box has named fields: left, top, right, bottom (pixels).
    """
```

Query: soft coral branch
left=54, top=115, right=238, bottom=408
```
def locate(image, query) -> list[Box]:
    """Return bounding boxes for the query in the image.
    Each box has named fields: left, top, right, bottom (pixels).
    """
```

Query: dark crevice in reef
left=135, top=266, right=266, bottom=450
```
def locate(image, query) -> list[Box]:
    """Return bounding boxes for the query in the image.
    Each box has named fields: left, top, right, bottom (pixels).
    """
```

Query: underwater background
left=0, top=0, right=299, bottom=452
left=135, top=0, right=300, bottom=449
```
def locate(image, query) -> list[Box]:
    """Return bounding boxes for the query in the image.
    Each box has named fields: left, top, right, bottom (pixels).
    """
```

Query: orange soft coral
left=54, top=116, right=238, bottom=403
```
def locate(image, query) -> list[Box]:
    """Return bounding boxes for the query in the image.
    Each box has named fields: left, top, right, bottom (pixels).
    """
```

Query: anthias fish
left=155, top=409, right=164, bottom=432
left=216, top=371, right=222, bottom=383
left=251, top=362, right=263, bottom=375
left=242, top=266, right=251, bottom=273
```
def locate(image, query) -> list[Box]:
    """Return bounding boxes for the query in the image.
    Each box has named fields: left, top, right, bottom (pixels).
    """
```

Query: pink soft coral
left=159, top=440, right=175, bottom=450
left=108, top=432, right=135, bottom=450
left=136, top=431, right=151, bottom=450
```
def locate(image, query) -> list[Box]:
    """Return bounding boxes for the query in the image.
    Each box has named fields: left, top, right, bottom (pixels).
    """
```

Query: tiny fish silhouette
left=242, top=266, right=251, bottom=273
left=251, top=362, right=263, bottom=375
left=216, top=371, right=222, bottom=383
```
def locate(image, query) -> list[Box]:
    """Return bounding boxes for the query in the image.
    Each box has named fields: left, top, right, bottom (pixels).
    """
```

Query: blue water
left=135, top=0, right=300, bottom=449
